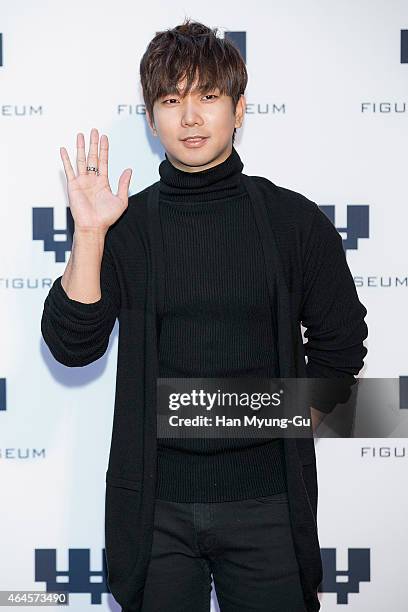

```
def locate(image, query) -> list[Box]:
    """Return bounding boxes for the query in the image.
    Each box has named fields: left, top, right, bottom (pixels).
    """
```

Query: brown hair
left=139, top=17, right=247, bottom=144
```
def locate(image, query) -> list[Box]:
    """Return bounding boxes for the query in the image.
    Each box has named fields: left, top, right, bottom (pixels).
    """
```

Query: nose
left=181, top=98, right=204, bottom=128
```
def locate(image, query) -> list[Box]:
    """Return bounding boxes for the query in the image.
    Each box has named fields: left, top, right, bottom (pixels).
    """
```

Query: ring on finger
left=86, top=165, right=99, bottom=175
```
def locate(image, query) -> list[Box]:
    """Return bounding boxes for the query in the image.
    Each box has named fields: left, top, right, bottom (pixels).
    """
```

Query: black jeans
left=140, top=491, right=307, bottom=612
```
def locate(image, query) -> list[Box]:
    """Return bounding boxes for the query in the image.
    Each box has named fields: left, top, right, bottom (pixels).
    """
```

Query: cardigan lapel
left=131, top=182, right=161, bottom=600
left=240, top=174, right=297, bottom=378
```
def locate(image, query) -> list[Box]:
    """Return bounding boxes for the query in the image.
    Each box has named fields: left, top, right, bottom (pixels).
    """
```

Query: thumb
left=117, top=168, right=132, bottom=203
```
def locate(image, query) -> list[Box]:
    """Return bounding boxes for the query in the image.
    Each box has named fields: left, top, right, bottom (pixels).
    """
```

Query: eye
left=162, top=93, right=219, bottom=104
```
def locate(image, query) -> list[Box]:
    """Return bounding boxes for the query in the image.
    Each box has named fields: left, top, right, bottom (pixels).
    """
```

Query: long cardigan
left=41, top=173, right=368, bottom=612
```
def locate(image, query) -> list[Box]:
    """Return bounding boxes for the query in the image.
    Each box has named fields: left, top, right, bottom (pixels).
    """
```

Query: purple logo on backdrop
left=401, top=30, right=408, bottom=63
left=35, top=549, right=109, bottom=604
left=33, top=207, right=74, bottom=263
left=225, top=31, right=246, bottom=62
left=0, top=378, right=6, bottom=411
left=400, top=376, right=408, bottom=409
left=320, top=548, right=370, bottom=605
left=319, top=205, right=369, bottom=253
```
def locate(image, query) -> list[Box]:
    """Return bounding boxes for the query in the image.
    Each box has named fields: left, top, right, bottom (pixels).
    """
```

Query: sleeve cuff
left=50, top=275, right=113, bottom=319
left=306, top=364, right=357, bottom=414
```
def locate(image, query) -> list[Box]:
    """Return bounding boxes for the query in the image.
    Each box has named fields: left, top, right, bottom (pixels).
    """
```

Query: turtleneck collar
left=158, top=145, right=246, bottom=203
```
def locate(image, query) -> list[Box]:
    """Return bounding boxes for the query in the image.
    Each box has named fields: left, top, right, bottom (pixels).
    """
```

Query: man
left=41, top=18, right=368, bottom=612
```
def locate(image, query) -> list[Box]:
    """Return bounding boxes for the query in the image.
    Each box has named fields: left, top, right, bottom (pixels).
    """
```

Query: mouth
left=181, top=136, right=209, bottom=148
left=181, top=136, right=208, bottom=142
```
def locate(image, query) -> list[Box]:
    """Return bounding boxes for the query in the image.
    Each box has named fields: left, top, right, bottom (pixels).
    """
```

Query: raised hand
left=60, top=128, right=132, bottom=235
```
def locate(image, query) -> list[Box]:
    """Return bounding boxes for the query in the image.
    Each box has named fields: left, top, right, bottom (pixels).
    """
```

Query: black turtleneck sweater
left=156, top=146, right=287, bottom=502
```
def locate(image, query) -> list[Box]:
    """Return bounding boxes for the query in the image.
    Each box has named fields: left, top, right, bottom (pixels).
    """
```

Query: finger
left=60, top=147, right=76, bottom=182
left=98, top=134, right=109, bottom=178
left=86, top=127, right=99, bottom=172
left=116, top=169, right=132, bottom=204
left=76, top=132, right=87, bottom=175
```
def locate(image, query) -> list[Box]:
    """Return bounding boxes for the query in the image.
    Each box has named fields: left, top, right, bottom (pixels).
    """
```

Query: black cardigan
left=41, top=173, right=368, bottom=612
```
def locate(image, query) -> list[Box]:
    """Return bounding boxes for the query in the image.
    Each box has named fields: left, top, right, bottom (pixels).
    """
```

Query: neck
left=165, top=144, right=233, bottom=173
left=158, top=145, right=246, bottom=203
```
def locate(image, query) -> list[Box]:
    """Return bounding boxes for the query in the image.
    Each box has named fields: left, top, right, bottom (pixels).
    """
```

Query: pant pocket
left=253, top=491, right=288, bottom=504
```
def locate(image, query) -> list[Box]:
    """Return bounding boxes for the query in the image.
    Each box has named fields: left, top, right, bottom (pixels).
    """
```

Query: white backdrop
left=1, top=0, right=407, bottom=609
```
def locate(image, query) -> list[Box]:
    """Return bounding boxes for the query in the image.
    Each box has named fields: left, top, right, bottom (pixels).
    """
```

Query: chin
left=168, top=142, right=226, bottom=171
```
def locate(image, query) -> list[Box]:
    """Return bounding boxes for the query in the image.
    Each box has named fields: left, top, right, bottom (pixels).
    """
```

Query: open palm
left=60, top=128, right=132, bottom=234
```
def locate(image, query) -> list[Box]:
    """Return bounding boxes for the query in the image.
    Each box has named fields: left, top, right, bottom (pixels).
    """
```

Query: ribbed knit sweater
left=155, top=146, right=287, bottom=502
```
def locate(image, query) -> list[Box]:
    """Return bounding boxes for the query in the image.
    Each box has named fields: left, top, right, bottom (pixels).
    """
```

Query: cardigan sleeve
left=300, top=204, right=368, bottom=414
left=40, top=233, right=120, bottom=367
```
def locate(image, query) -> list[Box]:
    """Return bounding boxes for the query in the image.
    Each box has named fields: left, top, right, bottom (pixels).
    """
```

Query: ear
left=234, top=94, right=246, bottom=129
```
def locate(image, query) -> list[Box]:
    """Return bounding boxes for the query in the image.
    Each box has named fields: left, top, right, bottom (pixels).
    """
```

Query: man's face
left=146, top=75, right=245, bottom=172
